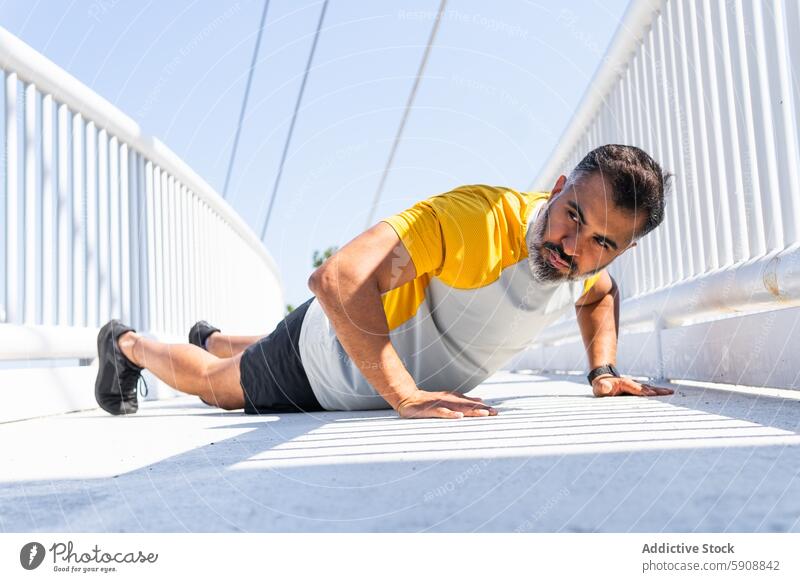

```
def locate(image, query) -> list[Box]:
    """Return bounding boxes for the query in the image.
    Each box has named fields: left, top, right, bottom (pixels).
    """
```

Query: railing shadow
left=2, top=381, right=800, bottom=533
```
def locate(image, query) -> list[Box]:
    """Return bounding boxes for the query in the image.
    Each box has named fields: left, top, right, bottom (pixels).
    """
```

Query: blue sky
left=2, top=0, right=629, bottom=308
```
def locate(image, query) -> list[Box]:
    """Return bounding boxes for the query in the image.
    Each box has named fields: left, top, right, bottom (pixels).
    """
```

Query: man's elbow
left=308, top=264, right=333, bottom=296
left=308, top=257, right=363, bottom=299
left=609, top=276, right=619, bottom=298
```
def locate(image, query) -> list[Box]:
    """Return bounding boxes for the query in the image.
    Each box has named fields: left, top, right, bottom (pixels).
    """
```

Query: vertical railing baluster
left=189, top=192, right=197, bottom=325
left=743, top=0, right=784, bottom=252
left=700, top=0, right=734, bottom=268
left=57, top=103, right=71, bottom=325
left=211, top=212, right=219, bottom=324
left=72, top=111, right=85, bottom=326
left=787, top=0, right=800, bottom=218
left=655, top=8, right=683, bottom=283
left=120, top=143, right=131, bottom=323
left=41, top=94, right=56, bottom=324
left=23, top=82, right=38, bottom=324
left=174, top=182, right=184, bottom=333
left=713, top=0, right=750, bottom=263
left=145, top=161, right=156, bottom=331
left=109, top=136, right=121, bottom=318
left=686, top=0, right=720, bottom=272
left=620, top=65, right=640, bottom=297
left=675, top=0, right=706, bottom=275
left=5, top=73, right=19, bottom=324
left=139, top=154, right=149, bottom=331
left=180, top=184, right=190, bottom=332
left=201, top=201, right=209, bottom=322
left=642, top=27, right=668, bottom=290
left=153, top=167, right=164, bottom=332
left=631, top=50, right=650, bottom=294
left=129, top=150, right=141, bottom=330
left=768, top=0, right=800, bottom=244
left=730, top=0, right=766, bottom=258
left=161, top=169, right=169, bottom=331
left=166, top=175, right=177, bottom=334
left=85, top=121, right=98, bottom=328
left=97, top=129, right=110, bottom=322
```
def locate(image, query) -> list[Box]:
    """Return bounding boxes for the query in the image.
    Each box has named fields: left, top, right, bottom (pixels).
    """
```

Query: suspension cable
left=222, top=0, right=271, bottom=199
left=363, top=0, right=448, bottom=228
left=260, top=0, right=330, bottom=239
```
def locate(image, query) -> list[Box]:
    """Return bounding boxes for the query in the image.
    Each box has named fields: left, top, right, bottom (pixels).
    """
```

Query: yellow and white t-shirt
left=299, top=184, right=603, bottom=411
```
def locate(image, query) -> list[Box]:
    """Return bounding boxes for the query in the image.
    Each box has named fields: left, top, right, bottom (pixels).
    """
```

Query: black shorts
left=239, top=297, right=324, bottom=414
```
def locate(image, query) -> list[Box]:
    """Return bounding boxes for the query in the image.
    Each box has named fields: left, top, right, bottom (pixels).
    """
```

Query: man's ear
left=551, top=175, right=567, bottom=196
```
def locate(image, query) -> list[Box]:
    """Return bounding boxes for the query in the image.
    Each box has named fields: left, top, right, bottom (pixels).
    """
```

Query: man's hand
left=396, top=390, right=498, bottom=419
left=591, top=375, right=674, bottom=397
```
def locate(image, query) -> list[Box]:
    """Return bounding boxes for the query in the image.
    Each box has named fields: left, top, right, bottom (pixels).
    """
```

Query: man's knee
left=200, top=356, right=245, bottom=410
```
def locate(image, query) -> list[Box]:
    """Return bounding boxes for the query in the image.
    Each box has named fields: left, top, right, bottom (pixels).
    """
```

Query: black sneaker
left=188, top=320, right=220, bottom=351
left=94, top=319, right=144, bottom=415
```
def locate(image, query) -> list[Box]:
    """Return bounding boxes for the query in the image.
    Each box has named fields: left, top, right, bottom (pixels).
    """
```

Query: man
left=94, top=144, right=674, bottom=420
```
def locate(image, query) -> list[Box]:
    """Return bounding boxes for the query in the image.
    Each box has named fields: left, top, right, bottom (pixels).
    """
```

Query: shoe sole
left=94, top=320, right=138, bottom=415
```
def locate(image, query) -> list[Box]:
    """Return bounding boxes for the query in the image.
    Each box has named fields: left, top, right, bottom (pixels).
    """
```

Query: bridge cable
left=222, top=0, right=272, bottom=199
left=260, top=0, right=330, bottom=239
left=363, top=0, right=448, bottom=229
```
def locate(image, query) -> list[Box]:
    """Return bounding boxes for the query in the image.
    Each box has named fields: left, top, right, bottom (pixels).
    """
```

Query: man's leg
left=205, top=332, right=265, bottom=359
left=118, top=331, right=245, bottom=410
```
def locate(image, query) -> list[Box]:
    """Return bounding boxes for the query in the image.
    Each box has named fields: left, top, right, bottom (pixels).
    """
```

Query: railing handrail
left=0, top=26, right=281, bottom=284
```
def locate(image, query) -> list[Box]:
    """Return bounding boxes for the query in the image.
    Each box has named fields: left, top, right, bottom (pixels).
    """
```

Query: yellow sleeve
left=580, top=270, right=605, bottom=297
left=380, top=198, right=445, bottom=278
left=381, top=185, right=534, bottom=289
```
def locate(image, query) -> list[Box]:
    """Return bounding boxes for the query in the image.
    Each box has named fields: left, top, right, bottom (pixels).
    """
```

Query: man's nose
left=562, top=235, right=580, bottom=258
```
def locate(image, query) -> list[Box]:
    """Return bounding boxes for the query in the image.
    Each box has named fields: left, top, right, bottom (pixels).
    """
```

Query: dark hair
left=569, top=144, right=671, bottom=238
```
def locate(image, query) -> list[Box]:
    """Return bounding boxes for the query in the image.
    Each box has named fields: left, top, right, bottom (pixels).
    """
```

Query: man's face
left=528, top=172, right=642, bottom=284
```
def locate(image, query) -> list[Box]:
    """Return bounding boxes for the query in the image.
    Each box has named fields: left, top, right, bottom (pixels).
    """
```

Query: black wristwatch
left=587, top=364, right=620, bottom=386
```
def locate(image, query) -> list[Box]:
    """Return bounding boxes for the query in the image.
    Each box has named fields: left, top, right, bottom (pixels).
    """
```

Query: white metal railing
left=516, top=0, right=800, bottom=390
left=0, top=28, right=283, bottom=417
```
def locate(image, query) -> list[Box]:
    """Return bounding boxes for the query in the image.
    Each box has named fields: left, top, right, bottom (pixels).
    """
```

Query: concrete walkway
left=2, top=372, right=799, bottom=532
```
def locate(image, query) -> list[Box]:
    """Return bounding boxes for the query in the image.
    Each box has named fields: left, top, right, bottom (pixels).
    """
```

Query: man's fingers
left=630, top=382, right=674, bottom=396
left=643, top=385, right=674, bottom=396
left=445, top=392, right=485, bottom=403
left=443, top=394, right=497, bottom=415
left=433, top=406, right=463, bottom=419
left=594, top=382, right=615, bottom=396
left=594, top=379, right=674, bottom=398
left=621, top=381, right=648, bottom=396
left=462, top=407, right=492, bottom=417
left=452, top=402, right=497, bottom=416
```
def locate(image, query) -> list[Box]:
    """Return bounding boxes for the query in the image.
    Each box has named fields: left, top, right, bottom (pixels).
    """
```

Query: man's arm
left=308, top=222, right=497, bottom=419
left=575, top=271, right=673, bottom=397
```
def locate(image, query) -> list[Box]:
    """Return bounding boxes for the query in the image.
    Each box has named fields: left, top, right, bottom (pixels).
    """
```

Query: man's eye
left=568, top=211, right=578, bottom=222
left=595, top=237, right=609, bottom=249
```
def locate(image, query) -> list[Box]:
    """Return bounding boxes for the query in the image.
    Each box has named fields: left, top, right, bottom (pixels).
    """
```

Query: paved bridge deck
left=2, top=372, right=799, bottom=532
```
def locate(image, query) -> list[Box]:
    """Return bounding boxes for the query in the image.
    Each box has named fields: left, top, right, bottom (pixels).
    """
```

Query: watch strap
left=587, top=364, right=620, bottom=385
